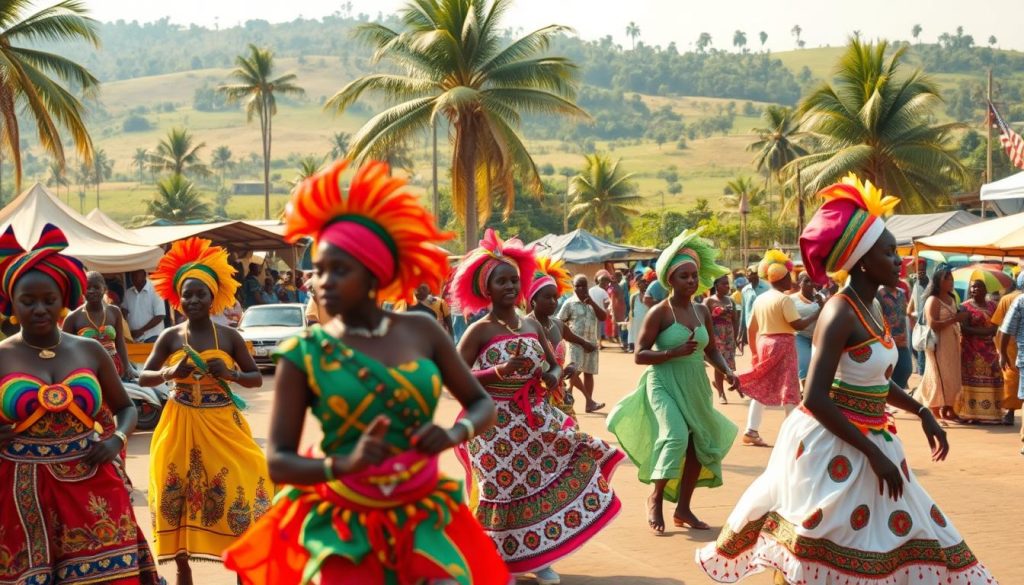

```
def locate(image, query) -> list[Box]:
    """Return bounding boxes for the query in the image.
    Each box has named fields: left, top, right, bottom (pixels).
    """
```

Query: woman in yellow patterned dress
left=138, top=237, right=269, bottom=585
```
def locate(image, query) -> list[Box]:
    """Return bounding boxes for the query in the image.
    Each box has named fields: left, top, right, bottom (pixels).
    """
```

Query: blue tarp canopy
left=530, top=229, right=659, bottom=265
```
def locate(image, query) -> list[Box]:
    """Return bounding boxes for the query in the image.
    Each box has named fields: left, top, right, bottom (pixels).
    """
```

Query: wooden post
left=985, top=68, right=993, bottom=217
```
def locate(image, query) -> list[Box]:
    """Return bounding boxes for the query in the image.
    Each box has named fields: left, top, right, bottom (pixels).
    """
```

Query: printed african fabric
left=149, top=348, right=271, bottom=562
left=223, top=326, right=508, bottom=585
left=710, top=298, right=738, bottom=370
left=78, top=323, right=124, bottom=376
left=958, top=300, right=1003, bottom=422
left=456, top=333, right=623, bottom=574
left=697, top=299, right=997, bottom=584
left=991, top=290, right=1024, bottom=410
left=0, top=369, right=158, bottom=585
left=607, top=321, right=737, bottom=502
left=736, top=333, right=801, bottom=406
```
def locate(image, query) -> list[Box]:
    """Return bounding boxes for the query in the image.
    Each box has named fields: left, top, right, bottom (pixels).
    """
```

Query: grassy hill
left=32, top=47, right=1012, bottom=224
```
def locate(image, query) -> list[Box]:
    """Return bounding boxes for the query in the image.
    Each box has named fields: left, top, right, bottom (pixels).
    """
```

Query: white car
left=237, top=303, right=307, bottom=368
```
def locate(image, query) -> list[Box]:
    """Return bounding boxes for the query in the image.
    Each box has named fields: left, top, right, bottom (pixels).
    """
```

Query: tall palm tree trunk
left=261, top=96, right=272, bottom=220
left=457, top=137, right=478, bottom=253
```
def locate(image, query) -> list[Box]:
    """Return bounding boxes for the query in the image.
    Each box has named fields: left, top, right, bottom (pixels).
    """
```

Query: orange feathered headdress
left=284, top=160, right=453, bottom=303
left=151, top=237, right=239, bottom=315
left=529, top=256, right=572, bottom=301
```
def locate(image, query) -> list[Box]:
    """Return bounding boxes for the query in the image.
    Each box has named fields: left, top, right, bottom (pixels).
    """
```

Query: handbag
left=911, top=322, right=935, bottom=352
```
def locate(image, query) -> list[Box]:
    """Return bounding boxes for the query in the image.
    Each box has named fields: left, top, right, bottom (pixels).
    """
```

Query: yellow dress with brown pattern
left=147, top=328, right=271, bottom=563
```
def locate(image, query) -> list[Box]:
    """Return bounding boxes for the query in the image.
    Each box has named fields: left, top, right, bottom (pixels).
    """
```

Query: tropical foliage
left=748, top=105, right=806, bottom=220
left=148, top=128, right=208, bottom=177
left=568, top=154, right=641, bottom=237
left=220, top=44, right=303, bottom=219
left=0, top=0, right=100, bottom=188
left=328, top=0, right=585, bottom=249
left=794, top=39, right=967, bottom=211
left=292, top=155, right=323, bottom=186
left=145, top=174, right=211, bottom=223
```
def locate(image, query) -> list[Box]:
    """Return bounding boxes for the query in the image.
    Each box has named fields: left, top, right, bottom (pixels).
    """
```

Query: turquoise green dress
left=607, top=320, right=738, bottom=502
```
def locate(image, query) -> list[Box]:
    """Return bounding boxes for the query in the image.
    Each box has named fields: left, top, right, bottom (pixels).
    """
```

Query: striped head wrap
left=799, top=174, right=900, bottom=284
left=151, top=237, right=239, bottom=315
left=284, top=160, right=453, bottom=303
left=655, top=228, right=729, bottom=294
left=0, top=224, right=85, bottom=315
left=529, top=256, right=572, bottom=301
left=451, top=229, right=537, bottom=314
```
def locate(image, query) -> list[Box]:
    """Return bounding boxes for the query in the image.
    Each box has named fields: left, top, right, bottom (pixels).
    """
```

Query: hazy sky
left=88, top=0, right=1024, bottom=52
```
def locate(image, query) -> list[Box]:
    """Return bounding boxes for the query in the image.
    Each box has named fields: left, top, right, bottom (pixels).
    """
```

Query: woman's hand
left=83, top=436, right=123, bottom=467
left=541, top=371, right=559, bottom=390
left=867, top=450, right=904, bottom=501
left=563, top=364, right=578, bottom=378
left=206, top=358, right=233, bottom=380
left=340, top=415, right=391, bottom=474
left=724, top=371, right=740, bottom=392
left=498, top=356, right=533, bottom=378
left=920, top=410, right=950, bottom=462
left=412, top=422, right=457, bottom=455
left=582, top=341, right=597, bottom=353
left=167, top=356, right=196, bottom=380
left=669, top=339, right=699, bottom=358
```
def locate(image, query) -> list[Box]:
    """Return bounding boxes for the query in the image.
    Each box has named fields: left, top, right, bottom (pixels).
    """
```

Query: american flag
left=988, top=101, right=1024, bottom=169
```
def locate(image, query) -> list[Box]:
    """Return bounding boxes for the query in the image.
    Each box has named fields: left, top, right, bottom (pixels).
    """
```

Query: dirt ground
left=125, top=348, right=1024, bottom=584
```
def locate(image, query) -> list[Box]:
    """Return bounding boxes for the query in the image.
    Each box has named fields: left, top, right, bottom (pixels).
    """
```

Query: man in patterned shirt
left=996, top=291, right=1024, bottom=455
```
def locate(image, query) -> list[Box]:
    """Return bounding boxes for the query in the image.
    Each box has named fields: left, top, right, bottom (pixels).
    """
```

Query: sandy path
left=125, top=347, right=1024, bottom=584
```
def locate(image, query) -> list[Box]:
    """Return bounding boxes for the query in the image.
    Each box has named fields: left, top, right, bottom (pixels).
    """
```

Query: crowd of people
left=0, top=162, right=1009, bottom=585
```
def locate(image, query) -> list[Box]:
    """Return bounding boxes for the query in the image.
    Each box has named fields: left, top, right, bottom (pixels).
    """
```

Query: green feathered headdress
left=656, top=227, right=730, bottom=295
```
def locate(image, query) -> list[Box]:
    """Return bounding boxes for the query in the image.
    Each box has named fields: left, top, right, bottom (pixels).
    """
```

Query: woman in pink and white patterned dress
left=453, top=230, right=623, bottom=585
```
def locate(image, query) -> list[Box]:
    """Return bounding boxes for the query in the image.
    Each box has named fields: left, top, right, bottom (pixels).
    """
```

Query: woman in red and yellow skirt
left=223, top=160, right=509, bottom=584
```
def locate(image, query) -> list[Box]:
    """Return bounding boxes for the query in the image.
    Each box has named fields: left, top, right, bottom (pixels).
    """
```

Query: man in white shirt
left=589, top=271, right=612, bottom=348
left=122, top=269, right=166, bottom=342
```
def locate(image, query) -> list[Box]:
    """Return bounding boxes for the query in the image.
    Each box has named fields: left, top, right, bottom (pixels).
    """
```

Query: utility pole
left=984, top=68, right=993, bottom=218
left=796, top=165, right=804, bottom=235
left=563, top=174, right=570, bottom=234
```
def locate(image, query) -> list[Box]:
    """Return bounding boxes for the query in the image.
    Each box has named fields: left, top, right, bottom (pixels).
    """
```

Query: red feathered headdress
left=450, top=229, right=536, bottom=314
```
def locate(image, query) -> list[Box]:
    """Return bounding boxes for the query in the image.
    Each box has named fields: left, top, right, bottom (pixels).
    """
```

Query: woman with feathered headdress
left=452, top=230, right=623, bottom=585
left=221, top=160, right=507, bottom=585
left=525, top=256, right=592, bottom=420
left=136, top=236, right=268, bottom=578
left=0, top=224, right=159, bottom=584
left=733, top=247, right=822, bottom=448
left=698, top=175, right=996, bottom=585
left=607, top=228, right=739, bottom=535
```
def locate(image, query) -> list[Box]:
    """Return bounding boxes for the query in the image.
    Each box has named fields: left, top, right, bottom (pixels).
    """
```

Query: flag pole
left=985, top=68, right=993, bottom=217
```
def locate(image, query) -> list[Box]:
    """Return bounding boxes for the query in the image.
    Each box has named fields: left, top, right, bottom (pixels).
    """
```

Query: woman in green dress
left=607, top=229, right=740, bottom=534
left=222, top=160, right=508, bottom=585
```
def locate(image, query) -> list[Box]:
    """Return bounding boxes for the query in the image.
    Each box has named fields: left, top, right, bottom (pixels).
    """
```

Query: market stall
left=530, top=229, right=660, bottom=277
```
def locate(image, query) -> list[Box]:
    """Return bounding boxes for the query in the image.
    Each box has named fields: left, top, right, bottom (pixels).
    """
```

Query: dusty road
left=125, top=348, right=1024, bottom=584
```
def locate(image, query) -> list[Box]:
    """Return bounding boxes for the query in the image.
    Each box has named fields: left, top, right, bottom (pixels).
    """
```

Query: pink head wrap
left=320, top=219, right=397, bottom=286
left=450, top=229, right=537, bottom=314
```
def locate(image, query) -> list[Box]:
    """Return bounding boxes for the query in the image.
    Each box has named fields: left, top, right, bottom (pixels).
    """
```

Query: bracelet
left=324, top=457, right=336, bottom=482
left=112, top=430, right=128, bottom=446
left=917, top=405, right=928, bottom=416
left=230, top=368, right=241, bottom=382
left=455, top=418, right=476, bottom=442
left=493, top=366, right=505, bottom=381
left=160, top=369, right=170, bottom=382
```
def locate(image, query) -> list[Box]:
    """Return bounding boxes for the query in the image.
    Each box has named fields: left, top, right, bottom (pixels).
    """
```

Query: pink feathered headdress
left=451, top=229, right=537, bottom=314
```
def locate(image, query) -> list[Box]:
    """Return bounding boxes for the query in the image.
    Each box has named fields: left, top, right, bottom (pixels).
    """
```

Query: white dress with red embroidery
left=455, top=332, right=623, bottom=574
left=696, top=300, right=998, bottom=584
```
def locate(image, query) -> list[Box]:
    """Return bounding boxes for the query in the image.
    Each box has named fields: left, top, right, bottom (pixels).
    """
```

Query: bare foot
left=585, top=401, right=606, bottom=413
left=672, top=509, right=710, bottom=530
left=717, top=389, right=727, bottom=404
left=647, top=493, right=665, bottom=534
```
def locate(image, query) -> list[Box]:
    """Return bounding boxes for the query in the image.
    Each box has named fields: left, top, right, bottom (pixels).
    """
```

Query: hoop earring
left=8, top=316, right=17, bottom=326
left=60, top=308, right=69, bottom=318
left=368, top=289, right=377, bottom=300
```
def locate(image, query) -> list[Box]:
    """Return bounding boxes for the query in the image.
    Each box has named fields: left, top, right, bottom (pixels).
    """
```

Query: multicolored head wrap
left=642, top=267, right=657, bottom=283
left=799, top=174, right=900, bottom=285
left=758, top=249, right=794, bottom=284
left=529, top=256, right=572, bottom=301
left=655, top=228, right=729, bottom=294
left=151, top=237, right=240, bottom=315
left=284, top=160, right=453, bottom=303
left=451, top=229, right=537, bottom=314
left=0, top=224, right=85, bottom=315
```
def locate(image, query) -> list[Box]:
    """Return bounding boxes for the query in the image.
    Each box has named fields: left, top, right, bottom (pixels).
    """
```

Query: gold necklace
left=23, top=332, right=63, bottom=359
left=493, top=314, right=521, bottom=334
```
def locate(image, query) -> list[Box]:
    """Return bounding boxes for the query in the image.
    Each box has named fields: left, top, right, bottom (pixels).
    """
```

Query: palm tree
left=626, top=21, right=640, bottom=50
left=794, top=38, right=966, bottom=211
left=46, top=161, right=69, bottom=203
left=220, top=44, right=304, bottom=220
left=696, top=32, right=712, bottom=52
left=568, top=154, right=642, bottom=237
left=733, top=30, right=747, bottom=52
left=327, top=0, right=586, bottom=251
left=759, top=31, right=768, bottom=49
left=73, top=160, right=90, bottom=213
left=211, top=146, right=233, bottom=184
left=0, top=1, right=99, bottom=190
left=328, top=132, right=350, bottom=159
left=724, top=176, right=765, bottom=266
left=791, top=24, right=802, bottom=47
left=132, top=148, right=148, bottom=183
left=90, top=149, right=112, bottom=209
left=146, top=174, right=211, bottom=223
left=148, top=128, right=208, bottom=177
left=911, top=24, right=922, bottom=44
left=748, top=105, right=807, bottom=222
left=293, top=155, right=323, bottom=186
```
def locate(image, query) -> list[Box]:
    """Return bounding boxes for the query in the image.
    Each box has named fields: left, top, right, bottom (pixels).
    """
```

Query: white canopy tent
left=85, top=208, right=147, bottom=244
left=979, top=171, right=1024, bottom=215
left=0, top=184, right=164, bottom=273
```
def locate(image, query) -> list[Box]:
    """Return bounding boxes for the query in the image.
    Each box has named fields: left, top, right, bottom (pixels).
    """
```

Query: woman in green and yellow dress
left=138, top=237, right=269, bottom=584
left=222, top=160, right=508, bottom=585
